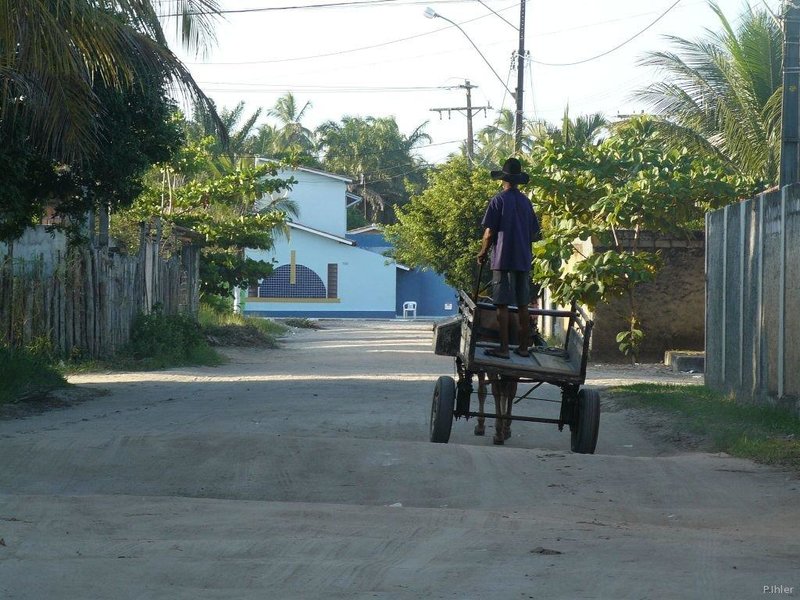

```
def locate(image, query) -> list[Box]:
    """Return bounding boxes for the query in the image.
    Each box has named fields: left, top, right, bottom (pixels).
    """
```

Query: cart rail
left=440, top=290, right=593, bottom=386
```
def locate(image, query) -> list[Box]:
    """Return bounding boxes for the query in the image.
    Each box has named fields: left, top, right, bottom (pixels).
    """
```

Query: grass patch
left=608, top=383, right=800, bottom=470
left=280, top=317, right=322, bottom=329
left=0, top=345, right=68, bottom=405
left=198, top=303, right=288, bottom=347
left=121, top=308, right=223, bottom=369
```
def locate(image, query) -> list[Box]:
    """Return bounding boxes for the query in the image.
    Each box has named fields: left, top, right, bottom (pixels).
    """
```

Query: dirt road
left=0, top=320, right=797, bottom=599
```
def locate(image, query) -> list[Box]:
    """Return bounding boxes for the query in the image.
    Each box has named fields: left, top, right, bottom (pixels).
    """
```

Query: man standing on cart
left=476, top=157, right=540, bottom=359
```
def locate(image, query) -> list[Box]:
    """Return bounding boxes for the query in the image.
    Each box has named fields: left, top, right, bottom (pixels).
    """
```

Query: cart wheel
left=430, top=376, right=456, bottom=443
left=570, top=388, right=600, bottom=454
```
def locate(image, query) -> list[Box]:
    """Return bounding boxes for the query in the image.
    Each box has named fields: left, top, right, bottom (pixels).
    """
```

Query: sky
left=173, top=0, right=782, bottom=164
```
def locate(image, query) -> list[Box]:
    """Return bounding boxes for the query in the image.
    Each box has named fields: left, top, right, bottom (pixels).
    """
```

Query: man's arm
left=477, top=227, right=494, bottom=264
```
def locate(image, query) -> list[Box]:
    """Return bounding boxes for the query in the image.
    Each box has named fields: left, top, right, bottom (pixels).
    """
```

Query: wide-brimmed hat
left=490, top=157, right=529, bottom=184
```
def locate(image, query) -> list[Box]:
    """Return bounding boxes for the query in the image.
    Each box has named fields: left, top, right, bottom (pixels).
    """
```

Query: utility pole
left=514, top=0, right=526, bottom=153
left=430, top=80, right=490, bottom=165
left=781, top=1, right=800, bottom=187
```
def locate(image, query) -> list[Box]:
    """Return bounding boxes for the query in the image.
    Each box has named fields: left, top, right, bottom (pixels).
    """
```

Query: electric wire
left=187, top=1, right=519, bottom=65
left=529, top=0, right=684, bottom=67
left=163, top=0, right=482, bottom=17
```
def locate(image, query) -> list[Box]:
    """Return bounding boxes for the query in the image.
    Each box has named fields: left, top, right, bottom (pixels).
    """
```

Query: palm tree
left=475, top=108, right=606, bottom=165
left=0, top=0, right=223, bottom=162
left=636, top=1, right=782, bottom=185
left=268, top=92, right=316, bottom=156
left=316, top=116, right=431, bottom=223
left=551, top=109, right=608, bottom=147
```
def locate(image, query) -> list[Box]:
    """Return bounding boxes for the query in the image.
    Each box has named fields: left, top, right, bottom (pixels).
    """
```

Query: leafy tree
left=385, top=155, right=497, bottom=290
left=115, top=130, right=295, bottom=297
left=636, top=1, right=781, bottom=186
left=317, top=116, right=430, bottom=224
left=1, top=63, right=185, bottom=242
left=1, top=0, right=223, bottom=163
left=529, top=116, right=745, bottom=360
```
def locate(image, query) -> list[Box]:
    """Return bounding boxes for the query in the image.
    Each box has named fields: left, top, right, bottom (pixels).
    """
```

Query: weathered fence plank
left=0, top=226, right=199, bottom=358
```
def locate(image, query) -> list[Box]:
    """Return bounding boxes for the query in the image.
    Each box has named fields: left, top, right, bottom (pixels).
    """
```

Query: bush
left=198, top=301, right=288, bottom=347
left=201, top=293, right=234, bottom=315
left=0, top=345, right=67, bottom=404
left=126, top=306, right=220, bottom=367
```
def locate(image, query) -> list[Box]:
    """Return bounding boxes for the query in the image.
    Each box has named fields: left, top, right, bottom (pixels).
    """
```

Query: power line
left=200, top=83, right=448, bottom=93
left=187, top=1, right=519, bottom=65
left=530, top=0, right=683, bottom=67
left=163, top=0, right=505, bottom=17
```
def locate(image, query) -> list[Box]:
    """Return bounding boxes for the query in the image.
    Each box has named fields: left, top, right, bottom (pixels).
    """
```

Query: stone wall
left=589, top=232, right=705, bottom=363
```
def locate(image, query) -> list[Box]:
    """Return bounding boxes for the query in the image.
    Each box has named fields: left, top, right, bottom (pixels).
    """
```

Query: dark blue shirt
left=481, top=188, right=540, bottom=272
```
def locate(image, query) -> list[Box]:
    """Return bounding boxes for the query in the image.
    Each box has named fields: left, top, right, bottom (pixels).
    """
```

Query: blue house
left=347, top=225, right=458, bottom=317
left=242, top=162, right=457, bottom=319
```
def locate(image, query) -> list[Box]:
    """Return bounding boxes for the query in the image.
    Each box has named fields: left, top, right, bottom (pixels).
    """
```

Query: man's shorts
left=490, top=270, right=530, bottom=308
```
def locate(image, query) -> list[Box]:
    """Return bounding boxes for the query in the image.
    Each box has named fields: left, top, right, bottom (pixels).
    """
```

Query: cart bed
left=433, top=290, right=593, bottom=386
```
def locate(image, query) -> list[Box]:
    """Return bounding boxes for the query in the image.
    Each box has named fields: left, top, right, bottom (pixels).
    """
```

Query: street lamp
left=424, top=7, right=514, bottom=98
left=425, top=5, right=526, bottom=152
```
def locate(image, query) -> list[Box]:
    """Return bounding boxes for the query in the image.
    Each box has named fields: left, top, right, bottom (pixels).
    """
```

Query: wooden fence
left=0, top=230, right=200, bottom=358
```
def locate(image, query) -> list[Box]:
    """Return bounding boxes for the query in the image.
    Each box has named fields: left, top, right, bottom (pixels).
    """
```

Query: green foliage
left=125, top=306, right=220, bottom=367
left=115, top=125, right=294, bottom=296
left=0, top=129, right=58, bottom=241
left=0, top=0, right=222, bottom=164
left=637, top=2, right=781, bottom=186
left=281, top=318, right=322, bottom=329
left=528, top=116, right=745, bottom=356
left=347, top=205, right=368, bottom=230
left=1, top=65, right=185, bottom=242
left=386, top=155, right=498, bottom=290
left=198, top=303, right=287, bottom=348
left=317, top=116, right=430, bottom=224
left=0, top=344, right=67, bottom=404
left=615, top=316, right=645, bottom=363
left=201, top=293, right=234, bottom=315
left=609, top=384, right=800, bottom=470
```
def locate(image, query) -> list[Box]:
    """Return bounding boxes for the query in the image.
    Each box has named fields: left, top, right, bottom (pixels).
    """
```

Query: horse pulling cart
left=431, top=290, right=600, bottom=454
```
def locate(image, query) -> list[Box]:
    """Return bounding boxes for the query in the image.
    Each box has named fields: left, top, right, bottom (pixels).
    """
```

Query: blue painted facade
left=347, top=227, right=458, bottom=318
left=242, top=164, right=458, bottom=319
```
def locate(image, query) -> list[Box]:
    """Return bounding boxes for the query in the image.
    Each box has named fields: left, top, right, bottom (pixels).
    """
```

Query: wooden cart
left=430, top=290, right=600, bottom=453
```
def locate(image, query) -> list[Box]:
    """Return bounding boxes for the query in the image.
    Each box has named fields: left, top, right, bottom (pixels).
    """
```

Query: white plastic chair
left=402, top=301, right=417, bottom=319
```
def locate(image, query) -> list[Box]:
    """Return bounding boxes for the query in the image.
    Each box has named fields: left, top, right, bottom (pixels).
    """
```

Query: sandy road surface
left=0, top=320, right=797, bottom=599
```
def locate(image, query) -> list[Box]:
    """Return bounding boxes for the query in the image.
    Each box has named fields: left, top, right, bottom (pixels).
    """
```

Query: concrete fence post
left=722, top=204, right=729, bottom=383
left=779, top=188, right=787, bottom=399
left=756, top=195, right=764, bottom=396
left=739, top=200, right=746, bottom=389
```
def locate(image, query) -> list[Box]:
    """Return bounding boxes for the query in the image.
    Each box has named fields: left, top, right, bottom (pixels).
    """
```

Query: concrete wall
left=0, top=226, right=67, bottom=275
left=396, top=269, right=459, bottom=317
left=589, top=233, right=706, bottom=362
left=705, top=185, right=800, bottom=414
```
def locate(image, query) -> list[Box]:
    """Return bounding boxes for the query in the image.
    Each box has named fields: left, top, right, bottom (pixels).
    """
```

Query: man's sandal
left=484, top=348, right=510, bottom=359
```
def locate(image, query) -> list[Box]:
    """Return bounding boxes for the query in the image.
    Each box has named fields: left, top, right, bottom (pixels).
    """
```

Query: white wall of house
left=244, top=228, right=396, bottom=316
left=256, top=160, right=350, bottom=237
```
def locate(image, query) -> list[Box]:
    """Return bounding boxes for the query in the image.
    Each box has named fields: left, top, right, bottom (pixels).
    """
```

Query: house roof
left=347, top=224, right=383, bottom=234
left=289, top=222, right=355, bottom=245
left=296, top=166, right=352, bottom=183
left=253, top=157, right=352, bottom=183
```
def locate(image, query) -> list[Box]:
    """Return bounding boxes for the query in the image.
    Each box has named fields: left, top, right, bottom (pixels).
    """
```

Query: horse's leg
left=503, top=379, right=517, bottom=440
left=492, top=377, right=506, bottom=445
left=474, top=371, right=486, bottom=436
